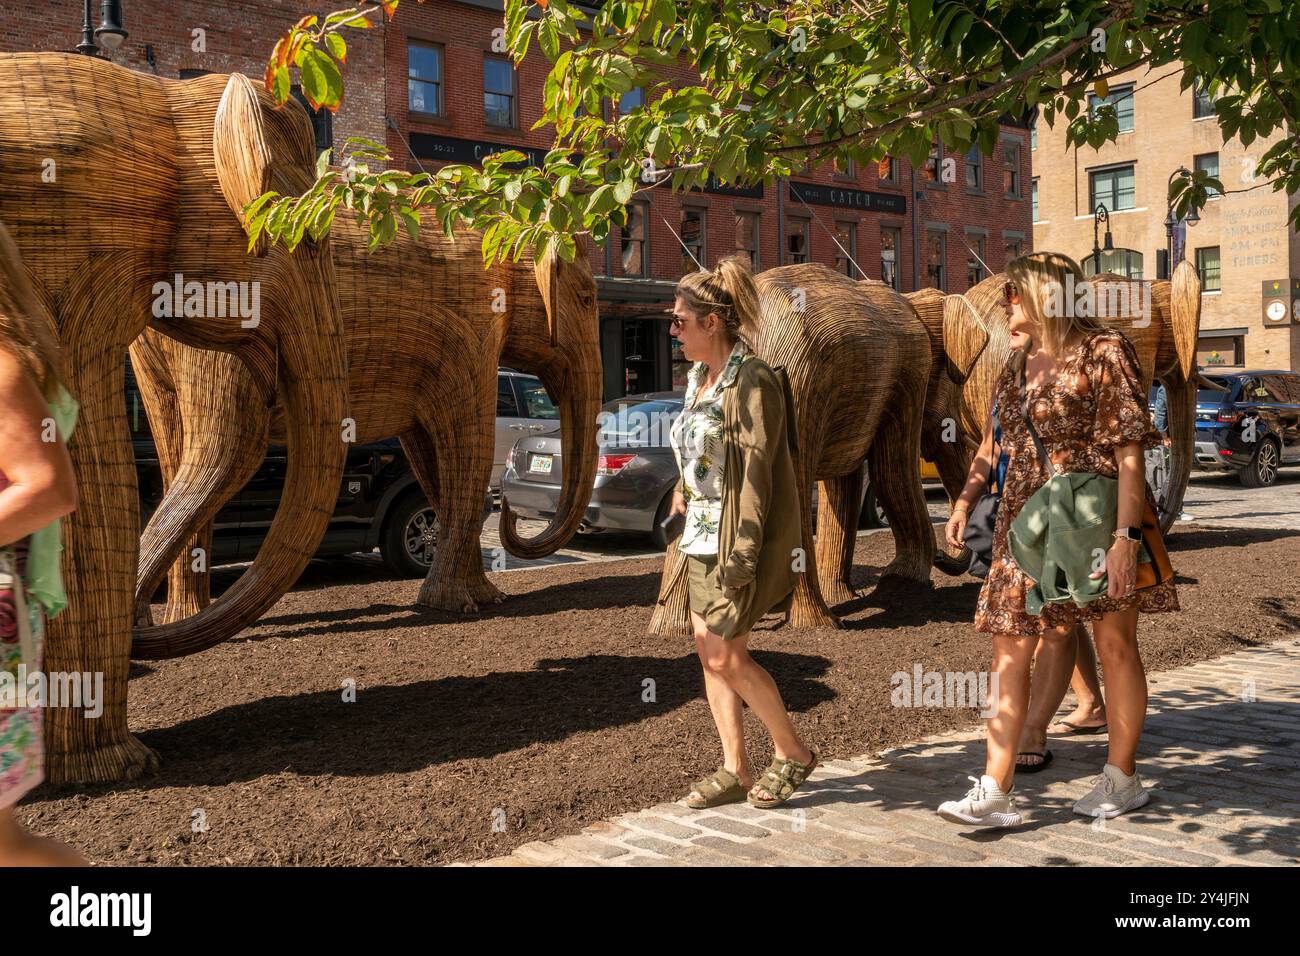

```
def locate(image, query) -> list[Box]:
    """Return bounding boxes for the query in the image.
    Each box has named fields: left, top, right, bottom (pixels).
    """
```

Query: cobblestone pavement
left=1177, top=471, right=1300, bottom=531
left=470, top=640, right=1300, bottom=867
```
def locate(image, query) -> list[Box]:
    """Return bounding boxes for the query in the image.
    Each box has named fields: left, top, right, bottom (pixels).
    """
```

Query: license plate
left=529, top=454, right=553, bottom=474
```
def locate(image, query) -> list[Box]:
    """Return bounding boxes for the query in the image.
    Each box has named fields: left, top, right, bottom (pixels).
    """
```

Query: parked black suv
left=1193, top=370, right=1300, bottom=487
left=126, top=360, right=484, bottom=577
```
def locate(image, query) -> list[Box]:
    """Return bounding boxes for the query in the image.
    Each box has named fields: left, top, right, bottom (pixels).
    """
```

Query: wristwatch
left=1113, top=526, right=1142, bottom=542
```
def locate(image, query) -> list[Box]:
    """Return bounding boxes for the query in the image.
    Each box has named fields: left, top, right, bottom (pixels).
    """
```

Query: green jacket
left=668, top=357, right=802, bottom=638
left=1008, top=471, right=1150, bottom=615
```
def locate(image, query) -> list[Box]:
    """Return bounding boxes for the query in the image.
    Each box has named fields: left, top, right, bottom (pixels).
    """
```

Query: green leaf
left=540, top=18, right=560, bottom=61
left=325, top=32, right=347, bottom=65
left=299, top=49, right=330, bottom=109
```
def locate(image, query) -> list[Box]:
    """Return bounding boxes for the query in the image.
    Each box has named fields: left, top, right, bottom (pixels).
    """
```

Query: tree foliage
left=253, top=0, right=1300, bottom=262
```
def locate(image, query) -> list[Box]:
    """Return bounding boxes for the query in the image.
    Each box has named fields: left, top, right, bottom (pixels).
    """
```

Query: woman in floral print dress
left=939, top=252, right=1177, bottom=829
left=0, top=265, right=82, bottom=865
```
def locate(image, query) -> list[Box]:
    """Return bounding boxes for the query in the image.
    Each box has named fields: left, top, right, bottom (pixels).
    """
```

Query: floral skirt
left=0, top=547, right=43, bottom=809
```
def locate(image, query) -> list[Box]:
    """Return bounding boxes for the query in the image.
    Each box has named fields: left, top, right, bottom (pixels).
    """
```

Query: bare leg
left=985, top=632, right=1037, bottom=792
left=1090, top=607, right=1145, bottom=776
left=0, top=807, right=86, bottom=867
left=685, top=610, right=754, bottom=801
left=1049, top=624, right=1108, bottom=732
left=695, top=625, right=813, bottom=802
left=1016, top=624, right=1077, bottom=766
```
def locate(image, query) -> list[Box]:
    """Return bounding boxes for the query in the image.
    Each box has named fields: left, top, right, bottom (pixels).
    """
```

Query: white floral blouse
left=669, top=340, right=753, bottom=555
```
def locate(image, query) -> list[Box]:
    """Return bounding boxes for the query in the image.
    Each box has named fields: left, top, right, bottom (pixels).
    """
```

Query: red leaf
left=266, top=36, right=288, bottom=91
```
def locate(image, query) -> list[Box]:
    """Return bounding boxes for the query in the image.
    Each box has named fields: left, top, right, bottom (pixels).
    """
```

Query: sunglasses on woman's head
left=1003, top=280, right=1020, bottom=305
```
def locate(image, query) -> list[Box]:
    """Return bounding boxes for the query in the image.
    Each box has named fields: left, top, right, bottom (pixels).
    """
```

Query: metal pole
left=76, top=0, right=97, bottom=55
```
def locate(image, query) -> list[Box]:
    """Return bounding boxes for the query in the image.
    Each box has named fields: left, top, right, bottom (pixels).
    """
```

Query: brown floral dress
left=974, top=328, right=1180, bottom=635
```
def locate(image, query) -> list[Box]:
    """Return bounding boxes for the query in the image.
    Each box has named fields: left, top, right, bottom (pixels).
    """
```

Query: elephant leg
left=788, top=457, right=840, bottom=630
left=132, top=335, right=269, bottom=627
left=1157, top=373, right=1194, bottom=532
left=815, top=470, right=863, bottom=606
left=868, top=403, right=936, bottom=587
left=45, top=292, right=159, bottom=783
left=406, top=400, right=503, bottom=613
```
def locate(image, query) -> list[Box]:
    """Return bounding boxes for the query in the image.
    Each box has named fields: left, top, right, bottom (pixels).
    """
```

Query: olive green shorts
left=686, top=551, right=726, bottom=619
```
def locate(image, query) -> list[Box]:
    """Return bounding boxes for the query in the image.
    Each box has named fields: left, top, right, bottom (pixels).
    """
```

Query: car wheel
left=860, top=484, right=888, bottom=529
left=649, top=491, right=674, bottom=550
left=1238, top=438, right=1280, bottom=488
left=381, top=491, right=438, bottom=577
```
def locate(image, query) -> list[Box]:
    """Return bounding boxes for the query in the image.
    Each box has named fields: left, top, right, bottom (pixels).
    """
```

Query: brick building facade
left=4, top=0, right=1033, bottom=399
left=1032, top=66, right=1300, bottom=373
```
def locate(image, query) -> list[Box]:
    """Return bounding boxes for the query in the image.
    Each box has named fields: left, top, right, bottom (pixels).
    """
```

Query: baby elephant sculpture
left=130, top=216, right=601, bottom=653
left=651, top=264, right=936, bottom=634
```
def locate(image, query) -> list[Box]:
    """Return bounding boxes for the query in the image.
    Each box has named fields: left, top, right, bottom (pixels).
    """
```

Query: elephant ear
left=213, top=73, right=278, bottom=257
left=1169, top=259, right=1202, bottom=381
left=942, top=293, right=989, bottom=385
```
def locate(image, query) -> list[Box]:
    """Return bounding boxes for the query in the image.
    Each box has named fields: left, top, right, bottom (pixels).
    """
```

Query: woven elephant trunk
left=650, top=265, right=936, bottom=636
left=131, top=222, right=602, bottom=630
left=0, top=54, right=351, bottom=781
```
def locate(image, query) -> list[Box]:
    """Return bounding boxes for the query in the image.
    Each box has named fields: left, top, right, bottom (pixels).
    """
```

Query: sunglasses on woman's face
left=669, top=316, right=685, bottom=332
left=1003, top=280, right=1021, bottom=305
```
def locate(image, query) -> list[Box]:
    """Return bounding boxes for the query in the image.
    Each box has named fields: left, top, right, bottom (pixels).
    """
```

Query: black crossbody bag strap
left=1018, top=363, right=1053, bottom=474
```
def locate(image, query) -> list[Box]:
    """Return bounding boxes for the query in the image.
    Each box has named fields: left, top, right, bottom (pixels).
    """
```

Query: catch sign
left=409, top=133, right=547, bottom=168
left=788, top=181, right=907, bottom=215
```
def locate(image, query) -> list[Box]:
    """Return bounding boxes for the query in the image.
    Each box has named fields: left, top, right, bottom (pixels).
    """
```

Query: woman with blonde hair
left=0, top=224, right=83, bottom=865
left=664, top=254, right=817, bottom=809
left=940, top=251, right=1177, bottom=827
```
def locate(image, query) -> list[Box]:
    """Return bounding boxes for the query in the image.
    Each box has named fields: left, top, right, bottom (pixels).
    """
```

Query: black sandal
left=1015, top=750, right=1053, bottom=773
left=1049, top=720, right=1108, bottom=736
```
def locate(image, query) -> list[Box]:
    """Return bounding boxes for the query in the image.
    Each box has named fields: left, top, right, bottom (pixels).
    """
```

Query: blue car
left=1192, top=371, right=1300, bottom=487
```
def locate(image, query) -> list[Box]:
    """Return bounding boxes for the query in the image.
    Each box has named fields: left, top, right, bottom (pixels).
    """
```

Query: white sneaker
left=1177, top=511, right=1194, bottom=522
left=937, top=775, right=1023, bottom=828
left=1072, top=764, right=1150, bottom=819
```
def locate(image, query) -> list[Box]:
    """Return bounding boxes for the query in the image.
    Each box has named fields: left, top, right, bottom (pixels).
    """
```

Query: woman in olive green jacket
left=664, top=255, right=818, bottom=810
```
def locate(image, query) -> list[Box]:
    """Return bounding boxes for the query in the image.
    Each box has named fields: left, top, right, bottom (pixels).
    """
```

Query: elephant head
left=497, top=242, right=602, bottom=559
left=128, top=71, right=349, bottom=658
left=940, top=265, right=1201, bottom=534
left=0, top=54, right=348, bottom=776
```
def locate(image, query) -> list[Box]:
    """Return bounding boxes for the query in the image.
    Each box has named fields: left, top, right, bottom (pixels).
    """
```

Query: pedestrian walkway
left=472, top=639, right=1300, bottom=866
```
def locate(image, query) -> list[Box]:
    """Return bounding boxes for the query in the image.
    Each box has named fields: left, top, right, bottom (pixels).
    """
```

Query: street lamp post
left=75, top=0, right=128, bottom=57
left=1092, top=202, right=1113, bottom=275
left=1163, top=165, right=1199, bottom=277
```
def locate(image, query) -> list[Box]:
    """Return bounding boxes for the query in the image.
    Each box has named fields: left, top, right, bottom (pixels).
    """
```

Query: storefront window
left=881, top=227, right=900, bottom=290
left=926, top=230, right=946, bottom=290
left=620, top=203, right=648, bottom=276
left=834, top=221, right=858, bottom=277
left=681, top=207, right=706, bottom=273
left=735, top=211, right=759, bottom=269
left=786, top=217, right=810, bottom=264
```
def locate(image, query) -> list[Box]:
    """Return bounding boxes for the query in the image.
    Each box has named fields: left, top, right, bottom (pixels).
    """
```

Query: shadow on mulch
left=19, top=525, right=1300, bottom=866
left=86, top=651, right=838, bottom=790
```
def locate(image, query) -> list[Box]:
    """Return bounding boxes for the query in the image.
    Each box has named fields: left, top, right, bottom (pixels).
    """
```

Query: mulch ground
left=19, top=522, right=1300, bottom=865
